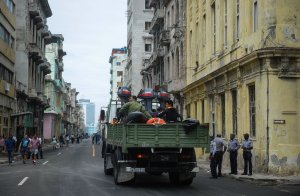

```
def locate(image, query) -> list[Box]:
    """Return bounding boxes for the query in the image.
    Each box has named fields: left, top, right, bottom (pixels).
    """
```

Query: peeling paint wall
left=186, top=0, right=300, bottom=175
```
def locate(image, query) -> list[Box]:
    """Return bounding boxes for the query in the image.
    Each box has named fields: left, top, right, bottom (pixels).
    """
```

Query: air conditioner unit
left=5, top=82, right=10, bottom=92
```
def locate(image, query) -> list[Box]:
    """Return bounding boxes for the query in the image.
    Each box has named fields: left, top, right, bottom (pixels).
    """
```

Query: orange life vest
left=146, top=118, right=166, bottom=125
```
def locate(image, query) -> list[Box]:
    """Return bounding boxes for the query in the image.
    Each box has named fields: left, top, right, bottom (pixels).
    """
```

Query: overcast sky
left=47, top=0, right=127, bottom=123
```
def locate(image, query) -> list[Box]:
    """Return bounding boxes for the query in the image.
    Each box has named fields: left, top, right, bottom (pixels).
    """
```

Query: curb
left=197, top=161, right=300, bottom=186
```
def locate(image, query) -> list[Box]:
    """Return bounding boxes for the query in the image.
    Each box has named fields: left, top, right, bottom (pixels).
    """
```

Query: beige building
left=185, top=0, right=300, bottom=174
left=0, top=0, right=16, bottom=137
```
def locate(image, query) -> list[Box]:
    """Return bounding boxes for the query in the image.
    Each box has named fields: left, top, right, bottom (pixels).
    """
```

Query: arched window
left=176, top=0, right=179, bottom=25
left=176, top=47, right=180, bottom=78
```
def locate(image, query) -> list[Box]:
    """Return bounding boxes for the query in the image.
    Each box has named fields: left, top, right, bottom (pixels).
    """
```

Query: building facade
left=44, top=34, right=66, bottom=140
left=14, top=0, right=53, bottom=140
left=108, top=47, right=127, bottom=121
left=0, top=0, right=16, bottom=137
left=125, top=0, right=154, bottom=96
left=79, top=99, right=96, bottom=135
left=185, top=0, right=300, bottom=174
left=146, top=0, right=187, bottom=114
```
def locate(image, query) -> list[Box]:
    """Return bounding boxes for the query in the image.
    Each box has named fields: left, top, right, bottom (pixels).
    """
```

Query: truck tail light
left=136, top=153, right=148, bottom=159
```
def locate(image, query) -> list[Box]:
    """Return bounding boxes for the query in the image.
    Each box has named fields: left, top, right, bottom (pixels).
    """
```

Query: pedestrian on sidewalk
left=29, top=135, right=40, bottom=165
left=0, top=136, right=5, bottom=153
left=209, top=136, right=217, bottom=179
left=19, top=135, right=30, bottom=164
left=59, top=135, right=64, bottom=148
left=227, top=133, right=240, bottom=175
left=5, top=133, right=16, bottom=166
left=37, top=134, right=43, bottom=159
left=213, top=134, right=227, bottom=177
left=65, top=134, right=70, bottom=147
left=242, top=133, right=253, bottom=176
left=52, top=135, right=57, bottom=150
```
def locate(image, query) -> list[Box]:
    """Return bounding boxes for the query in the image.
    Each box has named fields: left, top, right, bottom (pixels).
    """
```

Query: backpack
left=22, top=139, right=29, bottom=148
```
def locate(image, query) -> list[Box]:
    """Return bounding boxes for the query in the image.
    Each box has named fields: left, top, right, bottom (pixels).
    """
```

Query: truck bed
left=106, top=123, right=209, bottom=152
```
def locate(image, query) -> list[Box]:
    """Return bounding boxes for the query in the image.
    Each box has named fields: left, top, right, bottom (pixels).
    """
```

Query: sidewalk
left=197, top=158, right=300, bottom=186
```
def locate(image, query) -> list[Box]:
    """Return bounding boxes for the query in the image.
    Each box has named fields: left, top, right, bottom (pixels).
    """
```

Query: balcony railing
left=15, top=81, right=26, bottom=93
left=149, top=47, right=164, bottom=67
left=149, top=9, right=164, bottom=32
left=159, top=30, right=170, bottom=46
left=28, top=0, right=40, bottom=17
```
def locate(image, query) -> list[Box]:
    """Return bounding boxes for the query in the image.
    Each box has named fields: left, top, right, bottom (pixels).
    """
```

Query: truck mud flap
left=115, top=160, right=136, bottom=184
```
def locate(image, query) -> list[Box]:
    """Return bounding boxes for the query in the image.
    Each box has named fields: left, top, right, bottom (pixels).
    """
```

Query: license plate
left=126, top=167, right=145, bottom=173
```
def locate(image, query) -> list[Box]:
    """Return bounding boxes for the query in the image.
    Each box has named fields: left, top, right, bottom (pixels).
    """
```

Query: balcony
left=149, top=9, right=164, bottom=32
left=28, top=0, right=39, bottom=17
left=149, top=48, right=164, bottom=67
left=42, top=62, right=51, bottom=75
left=15, top=81, right=26, bottom=94
left=58, top=62, right=64, bottom=71
left=28, top=43, right=42, bottom=58
left=159, top=30, right=170, bottom=46
left=28, top=88, right=38, bottom=99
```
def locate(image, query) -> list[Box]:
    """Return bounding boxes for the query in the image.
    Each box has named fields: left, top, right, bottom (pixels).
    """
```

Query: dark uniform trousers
left=214, top=151, right=223, bottom=176
left=210, top=153, right=217, bottom=178
left=243, top=151, right=252, bottom=175
left=229, top=151, right=238, bottom=174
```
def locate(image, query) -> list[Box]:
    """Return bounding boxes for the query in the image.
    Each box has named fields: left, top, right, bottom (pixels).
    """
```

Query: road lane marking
left=92, top=144, right=95, bottom=157
left=18, top=177, right=28, bottom=186
left=43, top=161, right=49, bottom=165
left=57, top=152, right=62, bottom=156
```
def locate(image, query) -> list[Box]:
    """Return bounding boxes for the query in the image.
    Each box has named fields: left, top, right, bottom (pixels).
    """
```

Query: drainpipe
left=266, top=61, right=270, bottom=173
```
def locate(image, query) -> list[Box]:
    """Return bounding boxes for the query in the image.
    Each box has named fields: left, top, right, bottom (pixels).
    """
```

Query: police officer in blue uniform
left=209, top=136, right=217, bottom=179
left=242, top=133, right=253, bottom=176
left=227, top=133, right=240, bottom=175
left=213, top=134, right=227, bottom=177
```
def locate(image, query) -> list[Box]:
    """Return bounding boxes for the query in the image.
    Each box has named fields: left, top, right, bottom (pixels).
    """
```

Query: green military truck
left=103, top=122, right=209, bottom=185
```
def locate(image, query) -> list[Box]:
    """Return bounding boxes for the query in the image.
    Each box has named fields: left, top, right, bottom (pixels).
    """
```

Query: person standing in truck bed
left=118, top=95, right=152, bottom=120
left=158, top=100, right=182, bottom=123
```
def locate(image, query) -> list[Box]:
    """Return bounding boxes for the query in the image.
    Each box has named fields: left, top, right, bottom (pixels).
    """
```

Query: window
left=3, top=0, right=15, bottom=13
left=201, top=99, right=205, bottom=123
left=232, top=90, right=237, bottom=135
left=211, top=96, right=215, bottom=136
left=236, top=0, right=240, bottom=41
left=145, top=44, right=152, bottom=52
left=224, top=0, right=228, bottom=48
left=145, top=22, right=151, bottom=31
left=249, top=85, right=256, bottom=137
left=116, top=62, right=121, bottom=66
left=194, top=102, right=198, bottom=119
left=254, top=1, right=258, bottom=32
left=203, top=14, right=206, bottom=46
left=211, top=3, right=216, bottom=54
left=0, top=24, right=14, bottom=48
left=220, top=93, right=225, bottom=137
left=117, top=71, right=123, bottom=77
left=145, top=0, right=150, bottom=9
left=0, top=64, right=13, bottom=83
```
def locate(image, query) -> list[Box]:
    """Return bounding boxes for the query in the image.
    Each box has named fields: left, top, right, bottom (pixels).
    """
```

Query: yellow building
left=185, top=0, right=300, bottom=174
left=0, top=0, right=16, bottom=137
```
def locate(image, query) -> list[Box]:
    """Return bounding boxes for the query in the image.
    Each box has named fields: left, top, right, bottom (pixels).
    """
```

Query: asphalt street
left=0, top=139, right=299, bottom=196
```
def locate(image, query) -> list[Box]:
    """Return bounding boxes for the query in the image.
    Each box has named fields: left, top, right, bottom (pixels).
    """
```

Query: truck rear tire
left=113, top=149, right=122, bottom=185
left=104, top=154, right=113, bottom=175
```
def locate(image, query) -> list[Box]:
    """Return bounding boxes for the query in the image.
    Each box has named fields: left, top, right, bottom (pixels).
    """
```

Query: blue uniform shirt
left=228, top=138, right=240, bottom=152
left=213, top=137, right=226, bottom=152
left=242, top=139, right=253, bottom=151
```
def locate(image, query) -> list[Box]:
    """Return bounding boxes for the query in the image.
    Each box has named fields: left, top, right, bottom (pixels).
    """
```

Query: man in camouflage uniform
left=118, top=95, right=152, bottom=121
